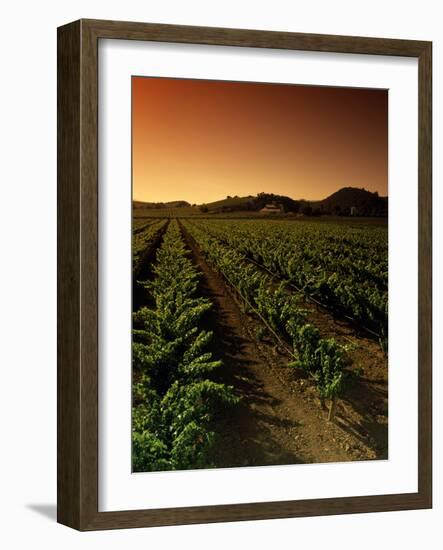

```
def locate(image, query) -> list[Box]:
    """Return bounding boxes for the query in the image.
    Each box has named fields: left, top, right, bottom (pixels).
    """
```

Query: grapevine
left=132, top=220, right=238, bottom=471
left=182, top=220, right=351, bottom=417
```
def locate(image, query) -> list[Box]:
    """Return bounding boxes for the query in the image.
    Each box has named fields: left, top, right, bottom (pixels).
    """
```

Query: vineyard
left=132, top=216, right=388, bottom=470
left=132, top=220, right=238, bottom=471
left=185, top=219, right=388, bottom=344
left=132, top=219, right=168, bottom=275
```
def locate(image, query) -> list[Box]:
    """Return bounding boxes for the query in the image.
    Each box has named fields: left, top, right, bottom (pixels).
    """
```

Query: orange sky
left=132, top=77, right=388, bottom=203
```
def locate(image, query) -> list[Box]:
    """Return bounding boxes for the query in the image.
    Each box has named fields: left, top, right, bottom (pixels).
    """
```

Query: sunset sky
left=132, top=77, right=388, bottom=203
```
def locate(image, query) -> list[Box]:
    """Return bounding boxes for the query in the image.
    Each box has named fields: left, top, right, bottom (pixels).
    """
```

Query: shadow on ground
left=26, top=503, right=57, bottom=522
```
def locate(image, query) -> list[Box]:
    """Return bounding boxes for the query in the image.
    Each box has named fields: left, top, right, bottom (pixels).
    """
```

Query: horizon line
left=132, top=187, right=388, bottom=205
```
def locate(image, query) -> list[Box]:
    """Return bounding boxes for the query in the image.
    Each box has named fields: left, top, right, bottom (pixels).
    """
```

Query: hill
left=132, top=187, right=388, bottom=217
left=201, top=195, right=255, bottom=212
left=316, top=187, right=388, bottom=216
left=201, top=193, right=300, bottom=214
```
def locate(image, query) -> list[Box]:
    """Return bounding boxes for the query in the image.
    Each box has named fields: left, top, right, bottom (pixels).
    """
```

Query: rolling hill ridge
left=133, top=187, right=387, bottom=217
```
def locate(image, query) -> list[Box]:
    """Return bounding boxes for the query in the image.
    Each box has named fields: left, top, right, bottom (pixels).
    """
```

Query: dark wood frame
left=57, top=18, right=432, bottom=531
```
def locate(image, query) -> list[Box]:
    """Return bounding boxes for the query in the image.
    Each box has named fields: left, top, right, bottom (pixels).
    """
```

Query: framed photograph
left=57, top=19, right=432, bottom=530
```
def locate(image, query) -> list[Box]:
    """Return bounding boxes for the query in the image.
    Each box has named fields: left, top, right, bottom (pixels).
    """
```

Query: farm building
left=260, top=202, right=284, bottom=214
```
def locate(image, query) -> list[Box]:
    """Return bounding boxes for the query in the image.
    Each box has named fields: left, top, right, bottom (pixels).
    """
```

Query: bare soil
left=237, top=255, right=389, bottom=459
left=299, top=300, right=388, bottom=459
left=180, top=223, right=386, bottom=467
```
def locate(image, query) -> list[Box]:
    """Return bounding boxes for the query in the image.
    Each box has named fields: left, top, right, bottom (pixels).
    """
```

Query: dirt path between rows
left=243, top=256, right=389, bottom=459
left=240, top=257, right=389, bottom=459
left=180, top=222, right=378, bottom=468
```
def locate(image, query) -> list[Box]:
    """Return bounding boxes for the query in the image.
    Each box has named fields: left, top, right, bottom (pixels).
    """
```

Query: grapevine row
left=132, top=219, right=168, bottom=275
left=133, top=218, right=160, bottom=233
left=182, top=220, right=351, bottom=417
left=187, top=219, right=388, bottom=345
left=132, top=220, right=238, bottom=471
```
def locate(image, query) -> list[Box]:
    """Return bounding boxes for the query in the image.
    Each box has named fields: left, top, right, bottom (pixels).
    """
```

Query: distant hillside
left=201, top=195, right=255, bottom=212
left=133, top=200, right=190, bottom=209
left=200, top=193, right=300, bottom=214
left=316, top=187, right=388, bottom=216
left=132, top=188, right=387, bottom=217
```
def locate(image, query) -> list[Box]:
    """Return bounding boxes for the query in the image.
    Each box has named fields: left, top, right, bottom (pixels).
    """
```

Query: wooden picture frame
left=57, top=18, right=432, bottom=530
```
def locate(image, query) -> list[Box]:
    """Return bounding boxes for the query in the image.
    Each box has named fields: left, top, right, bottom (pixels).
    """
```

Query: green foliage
left=185, top=218, right=388, bottom=340
left=286, top=320, right=349, bottom=398
left=132, top=219, right=167, bottom=273
left=184, top=220, right=350, bottom=401
left=132, top=220, right=238, bottom=472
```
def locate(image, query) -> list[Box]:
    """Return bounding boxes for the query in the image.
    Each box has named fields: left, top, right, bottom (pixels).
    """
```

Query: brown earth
left=233, top=253, right=389, bottom=459
left=180, top=222, right=386, bottom=467
left=299, top=300, right=388, bottom=459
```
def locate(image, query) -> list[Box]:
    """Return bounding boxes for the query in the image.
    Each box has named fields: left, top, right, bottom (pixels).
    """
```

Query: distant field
left=133, top=206, right=200, bottom=218
left=133, top=207, right=387, bottom=226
